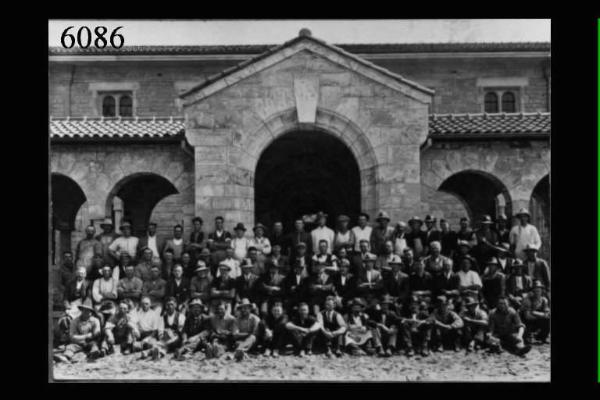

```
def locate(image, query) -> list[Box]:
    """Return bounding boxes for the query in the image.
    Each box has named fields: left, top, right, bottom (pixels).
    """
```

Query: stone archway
left=530, top=174, right=550, bottom=260
left=51, top=173, right=87, bottom=265
left=254, top=127, right=361, bottom=231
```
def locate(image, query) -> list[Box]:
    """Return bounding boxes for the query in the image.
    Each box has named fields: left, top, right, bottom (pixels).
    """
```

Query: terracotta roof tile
left=50, top=117, right=185, bottom=139
left=428, top=113, right=550, bottom=138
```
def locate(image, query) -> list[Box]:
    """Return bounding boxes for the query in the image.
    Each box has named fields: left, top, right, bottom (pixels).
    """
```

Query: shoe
left=384, top=348, right=392, bottom=357
left=421, top=347, right=430, bottom=357
left=234, top=349, right=245, bottom=362
left=334, top=349, right=343, bottom=357
left=434, top=345, right=443, bottom=352
left=405, top=348, right=415, bottom=357
left=122, top=347, right=131, bottom=355
left=151, top=347, right=160, bottom=361
left=272, top=350, right=279, bottom=358
left=53, top=354, right=69, bottom=363
left=306, top=350, right=313, bottom=356
left=516, top=345, right=531, bottom=357
left=325, top=349, right=333, bottom=358
left=263, top=349, right=271, bottom=357
left=205, top=343, right=214, bottom=359
left=298, top=350, right=306, bottom=358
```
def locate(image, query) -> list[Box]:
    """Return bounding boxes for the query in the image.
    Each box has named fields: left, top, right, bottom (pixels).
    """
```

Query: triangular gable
left=181, top=31, right=434, bottom=106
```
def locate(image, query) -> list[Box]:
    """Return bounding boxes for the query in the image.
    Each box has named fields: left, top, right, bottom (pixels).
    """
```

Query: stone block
left=195, top=146, right=227, bottom=164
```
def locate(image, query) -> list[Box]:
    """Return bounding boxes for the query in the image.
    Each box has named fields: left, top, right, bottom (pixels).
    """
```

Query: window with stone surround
left=99, top=91, right=134, bottom=117
left=483, top=88, right=520, bottom=113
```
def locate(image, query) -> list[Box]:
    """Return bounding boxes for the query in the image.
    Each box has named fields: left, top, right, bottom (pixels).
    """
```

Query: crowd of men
left=53, top=208, right=550, bottom=363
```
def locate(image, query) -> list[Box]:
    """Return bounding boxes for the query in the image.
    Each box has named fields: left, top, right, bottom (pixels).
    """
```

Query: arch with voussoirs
left=104, top=172, right=179, bottom=237
left=51, top=173, right=88, bottom=265
left=529, top=174, right=550, bottom=261
left=437, top=169, right=512, bottom=228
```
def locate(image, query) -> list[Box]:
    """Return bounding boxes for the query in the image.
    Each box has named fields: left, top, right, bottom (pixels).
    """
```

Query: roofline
left=428, top=133, right=550, bottom=140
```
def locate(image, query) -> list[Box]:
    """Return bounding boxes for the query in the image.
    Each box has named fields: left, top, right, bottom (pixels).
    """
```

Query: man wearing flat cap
left=310, top=211, right=335, bottom=255
left=509, top=208, right=541, bottom=261
left=370, top=211, right=394, bottom=256
left=108, top=221, right=139, bottom=263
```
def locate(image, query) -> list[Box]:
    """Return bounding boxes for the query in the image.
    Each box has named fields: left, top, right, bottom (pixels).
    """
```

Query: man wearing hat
left=370, top=211, right=394, bottom=256
left=384, top=259, right=410, bottom=304
left=472, top=215, right=500, bottom=265
left=208, top=216, right=233, bottom=264
left=453, top=240, right=480, bottom=274
left=109, top=221, right=139, bottom=262
left=376, top=240, right=402, bottom=273
left=290, top=241, right=311, bottom=277
left=54, top=298, right=102, bottom=363
left=96, top=218, right=118, bottom=267
left=175, top=298, right=209, bottom=360
left=219, top=247, right=241, bottom=279
left=75, top=225, right=103, bottom=273
left=235, top=258, right=261, bottom=306
left=506, top=259, right=533, bottom=308
left=357, top=253, right=383, bottom=299
left=430, top=295, right=464, bottom=352
left=344, top=297, right=381, bottom=356
left=284, top=260, right=310, bottom=311
left=332, top=258, right=357, bottom=308
left=232, top=298, right=261, bottom=361
left=351, top=212, right=373, bottom=254
left=521, top=280, right=550, bottom=344
left=522, top=243, right=550, bottom=292
left=190, top=261, right=213, bottom=303
left=333, top=214, right=355, bottom=253
left=481, top=257, right=506, bottom=310
left=459, top=296, right=489, bottom=352
left=258, top=263, right=286, bottom=316
left=352, top=239, right=376, bottom=275
left=249, top=223, right=272, bottom=259
left=495, top=242, right=514, bottom=274
left=488, top=297, right=531, bottom=356
left=509, top=208, right=541, bottom=261
left=210, top=263, right=237, bottom=314
left=137, top=222, right=164, bottom=262
left=423, top=215, right=442, bottom=254
left=406, top=216, right=427, bottom=257
left=310, top=211, right=335, bottom=255
left=231, top=222, right=250, bottom=261
left=287, top=218, right=312, bottom=260
left=317, top=296, right=347, bottom=357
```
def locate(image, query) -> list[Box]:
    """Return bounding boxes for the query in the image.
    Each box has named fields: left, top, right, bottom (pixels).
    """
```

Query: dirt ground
left=52, top=344, right=549, bottom=382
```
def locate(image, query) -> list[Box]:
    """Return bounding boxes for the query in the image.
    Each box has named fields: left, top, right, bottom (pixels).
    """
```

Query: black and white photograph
left=48, top=19, right=551, bottom=382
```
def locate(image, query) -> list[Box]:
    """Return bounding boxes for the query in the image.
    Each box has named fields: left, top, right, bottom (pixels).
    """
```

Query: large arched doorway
left=106, top=173, right=179, bottom=236
left=438, top=170, right=512, bottom=225
left=255, top=130, right=361, bottom=232
left=51, top=173, right=87, bottom=265
left=530, top=174, right=550, bottom=260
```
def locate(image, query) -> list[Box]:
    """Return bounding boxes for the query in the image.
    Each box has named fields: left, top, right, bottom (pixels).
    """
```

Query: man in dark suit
left=431, top=258, right=460, bottom=299
left=235, top=259, right=260, bottom=305
left=356, top=253, right=383, bottom=300
left=137, top=222, right=164, bottom=262
left=283, top=261, right=310, bottom=313
left=352, top=239, right=376, bottom=276
left=423, top=215, right=442, bottom=255
left=269, top=222, right=288, bottom=255
left=165, top=265, right=191, bottom=308
left=308, top=263, right=336, bottom=315
left=384, top=260, right=410, bottom=304
left=64, top=266, right=91, bottom=309
left=287, top=219, right=312, bottom=259
left=332, top=259, right=357, bottom=309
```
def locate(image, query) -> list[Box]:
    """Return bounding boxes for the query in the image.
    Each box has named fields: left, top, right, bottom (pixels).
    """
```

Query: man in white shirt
left=109, top=222, right=139, bottom=263
left=218, top=247, right=241, bottom=279
left=92, top=265, right=119, bottom=308
left=457, top=256, right=483, bottom=294
left=310, top=211, right=335, bottom=254
left=509, top=208, right=541, bottom=260
left=351, top=212, right=373, bottom=253
left=163, top=224, right=186, bottom=261
left=249, top=223, right=272, bottom=257
left=231, top=223, right=251, bottom=261
left=131, top=296, right=163, bottom=354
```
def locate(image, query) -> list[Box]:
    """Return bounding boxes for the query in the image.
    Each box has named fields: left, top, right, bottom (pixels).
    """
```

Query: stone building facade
left=49, top=31, right=550, bottom=263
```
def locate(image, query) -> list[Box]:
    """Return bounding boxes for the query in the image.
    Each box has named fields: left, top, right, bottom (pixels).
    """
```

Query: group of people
left=53, top=208, right=550, bottom=364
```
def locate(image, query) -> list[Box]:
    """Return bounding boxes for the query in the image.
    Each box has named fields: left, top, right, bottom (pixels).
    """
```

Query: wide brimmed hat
left=464, top=297, right=479, bottom=307
left=376, top=211, right=391, bottom=222
left=485, top=257, right=500, bottom=266
left=100, top=218, right=113, bottom=227
left=241, top=259, right=255, bottom=268
left=424, top=215, right=436, bottom=223
left=253, top=223, right=266, bottom=232
left=408, top=216, right=423, bottom=225
left=497, top=213, right=508, bottom=221
left=350, top=297, right=366, bottom=308
left=363, top=253, right=377, bottom=262
left=189, top=298, right=204, bottom=308
left=532, top=280, right=545, bottom=290
left=524, top=243, right=540, bottom=252
left=195, top=261, right=208, bottom=272
left=480, top=215, right=494, bottom=225
left=516, top=208, right=531, bottom=217
left=436, top=295, right=448, bottom=304
left=78, top=299, right=96, bottom=313
left=120, top=221, right=132, bottom=229
left=457, top=240, right=472, bottom=249
left=316, top=211, right=328, bottom=219
left=218, top=262, right=232, bottom=271
left=234, top=223, right=247, bottom=231
left=99, top=302, right=116, bottom=315
left=235, top=298, right=253, bottom=310
left=381, top=294, right=394, bottom=304
left=337, top=214, right=350, bottom=223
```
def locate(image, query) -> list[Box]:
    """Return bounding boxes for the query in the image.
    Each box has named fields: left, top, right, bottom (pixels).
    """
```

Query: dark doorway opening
left=51, top=173, right=87, bottom=265
left=255, top=130, right=361, bottom=233
left=530, top=174, right=550, bottom=261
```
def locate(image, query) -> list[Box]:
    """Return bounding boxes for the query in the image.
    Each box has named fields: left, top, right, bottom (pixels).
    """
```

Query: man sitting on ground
left=286, top=302, right=321, bottom=357
left=317, top=296, right=347, bottom=357
left=232, top=298, right=261, bottom=361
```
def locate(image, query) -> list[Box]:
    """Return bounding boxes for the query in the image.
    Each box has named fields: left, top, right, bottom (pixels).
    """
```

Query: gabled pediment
left=180, top=30, right=434, bottom=106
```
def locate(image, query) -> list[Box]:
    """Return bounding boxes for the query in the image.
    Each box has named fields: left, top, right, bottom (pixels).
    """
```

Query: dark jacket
left=235, top=273, right=260, bottom=303
left=287, top=231, right=312, bottom=258
left=384, top=271, right=411, bottom=302
left=431, top=271, right=461, bottom=297
left=482, top=272, right=506, bottom=309
left=165, top=277, right=191, bottom=305
left=283, top=273, right=310, bottom=304
left=64, top=278, right=91, bottom=303
left=308, top=273, right=336, bottom=305
left=332, top=273, right=357, bottom=301
left=409, top=271, right=433, bottom=293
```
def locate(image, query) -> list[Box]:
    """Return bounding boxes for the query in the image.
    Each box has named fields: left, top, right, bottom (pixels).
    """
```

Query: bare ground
left=52, top=343, right=549, bottom=382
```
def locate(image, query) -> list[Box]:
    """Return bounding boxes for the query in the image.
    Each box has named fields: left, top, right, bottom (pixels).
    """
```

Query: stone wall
left=49, top=55, right=549, bottom=118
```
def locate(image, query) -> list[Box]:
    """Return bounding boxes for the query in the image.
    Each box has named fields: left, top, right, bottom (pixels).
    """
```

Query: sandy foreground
left=52, top=344, right=549, bottom=382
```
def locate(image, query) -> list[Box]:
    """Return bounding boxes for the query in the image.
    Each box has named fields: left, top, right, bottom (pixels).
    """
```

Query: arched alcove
left=51, top=173, right=87, bottom=264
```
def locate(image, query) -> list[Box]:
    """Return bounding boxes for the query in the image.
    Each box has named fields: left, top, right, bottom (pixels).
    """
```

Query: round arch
left=530, top=174, right=550, bottom=259
left=438, top=169, right=512, bottom=225
left=105, top=172, right=179, bottom=236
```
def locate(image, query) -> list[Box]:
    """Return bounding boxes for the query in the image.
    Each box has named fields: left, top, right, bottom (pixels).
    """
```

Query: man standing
left=288, top=219, right=312, bottom=259
left=370, top=211, right=394, bottom=256
left=317, top=296, right=347, bottom=357
left=473, top=215, right=500, bottom=266
left=286, top=302, right=321, bottom=357
left=54, top=299, right=102, bottom=363
left=75, top=225, right=102, bottom=273
left=423, top=215, right=442, bottom=254
left=509, top=208, right=542, bottom=261
left=141, top=265, right=167, bottom=312
left=231, top=223, right=250, bottom=261
left=108, top=222, right=139, bottom=263
left=163, top=224, right=186, bottom=261
left=249, top=223, right=272, bottom=259
left=208, top=216, right=232, bottom=264
left=521, top=280, right=550, bottom=344
left=269, top=221, right=288, bottom=253
left=333, top=215, right=355, bottom=253
left=439, top=219, right=458, bottom=258
left=392, top=221, right=409, bottom=256
left=405, top=216, right=427, bottom=257
left=495, top=214, right=511, bottom=244
left=351, top=212, right=373, bottom=254
left=58, top=251, right=76, bottom=289
left=188, top=217, right=206, bottom=253
left=232, top=299, right=261, bottom=361
left=310, top=211, right=335, bottom=254
left=137, top=222, right=163, bottom=262
left=118, top=264, right=143, bottom=306
left=96, top=218, right=118, bottom=267
left=488, top=297, right=531, bottom=356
